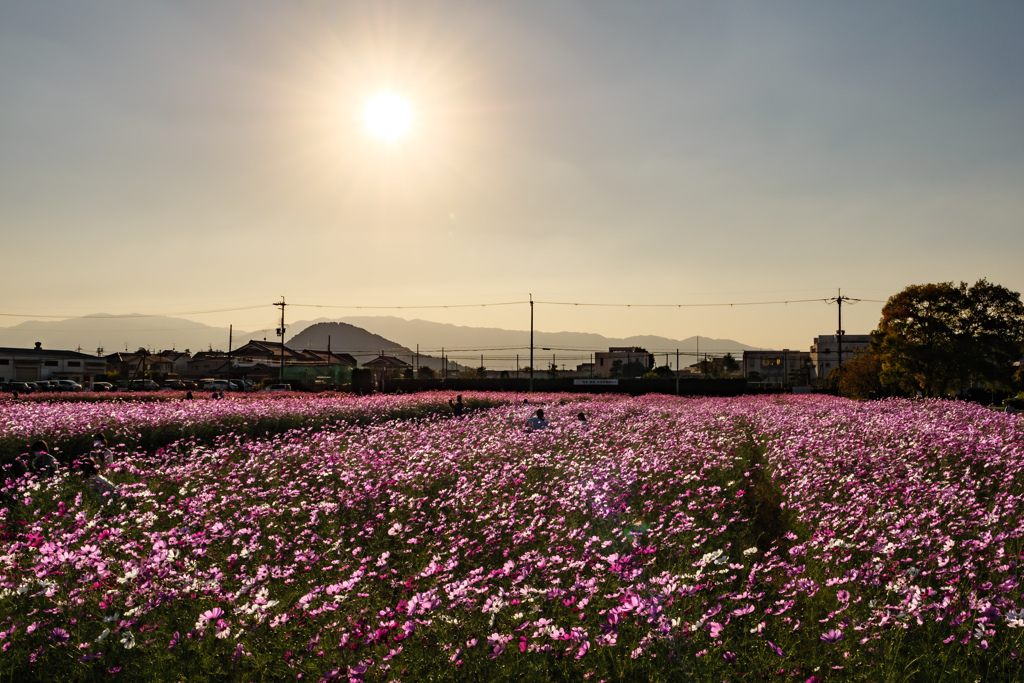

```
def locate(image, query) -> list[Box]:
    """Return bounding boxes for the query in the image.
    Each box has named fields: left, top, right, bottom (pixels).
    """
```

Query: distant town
left=0, top=331, right=865, bottom=392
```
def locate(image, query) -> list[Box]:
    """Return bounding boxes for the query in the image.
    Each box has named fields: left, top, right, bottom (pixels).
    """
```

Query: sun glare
left=364, top=92, right=412, bottom=142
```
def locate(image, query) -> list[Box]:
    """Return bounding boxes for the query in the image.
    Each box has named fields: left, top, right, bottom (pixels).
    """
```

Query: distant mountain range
left=286, top=316, right=755, bottom=370
left=0, top=314, right=755, bottom=370
left=0, top=314, right=235, bottom=355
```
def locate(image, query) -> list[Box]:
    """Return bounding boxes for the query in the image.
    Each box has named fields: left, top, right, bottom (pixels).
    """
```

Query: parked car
left=201, top=380, right=233, bottom=392
left=92, top=382, right=114, bottom=392
left=54, top=379, right=83, bottom=391
left=126, top=379, right=160, bottom=391
left=265, top=383, right=292, bottom=392
left=162, top=380, right=186, bottom=390
left=8, top=382, right=32, bottom=393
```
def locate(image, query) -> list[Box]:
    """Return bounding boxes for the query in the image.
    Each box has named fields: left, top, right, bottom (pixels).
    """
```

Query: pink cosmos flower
left=821, top=629, right=844, bottom=643
left=199, top=608, right=224, bottom=623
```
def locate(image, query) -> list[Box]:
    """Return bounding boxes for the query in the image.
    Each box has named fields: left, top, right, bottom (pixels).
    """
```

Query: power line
left=534, top=297, right=887, bottom=307
left=290, top=301, right=528, bottom=310
left=1, top=294, right=888, bottom=320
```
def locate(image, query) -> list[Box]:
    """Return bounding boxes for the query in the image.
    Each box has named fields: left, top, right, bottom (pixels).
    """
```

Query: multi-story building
left=810, top=334, right=872, bottom=382
left=593, top=347, right=654, bottom=378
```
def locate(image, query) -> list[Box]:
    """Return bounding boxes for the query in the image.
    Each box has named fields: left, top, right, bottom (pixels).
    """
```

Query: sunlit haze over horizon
left=2, top=2, right=1023, bottom=350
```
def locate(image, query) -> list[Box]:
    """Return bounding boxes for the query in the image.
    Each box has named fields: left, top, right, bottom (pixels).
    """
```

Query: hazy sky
left=2, top=1, right=1022, bottom=349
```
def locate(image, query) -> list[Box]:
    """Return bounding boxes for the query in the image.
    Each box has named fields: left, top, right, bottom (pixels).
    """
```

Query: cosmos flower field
left=2, top=392, right=1023, bottom=682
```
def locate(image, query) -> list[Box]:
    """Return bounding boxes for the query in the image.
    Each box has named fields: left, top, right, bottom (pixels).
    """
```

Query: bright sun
left=364, top=92, right=412, bottom=142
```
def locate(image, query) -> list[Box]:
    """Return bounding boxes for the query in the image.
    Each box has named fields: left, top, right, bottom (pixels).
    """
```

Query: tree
left=873, top=279, right=1024, bottom=397
left=838, top=349, right=884, bottom=399
left=651, top=364, right=674, bottom=378
left=416, top=366, right=436, bottom=379
left=722, top=353, right=739, bottom=375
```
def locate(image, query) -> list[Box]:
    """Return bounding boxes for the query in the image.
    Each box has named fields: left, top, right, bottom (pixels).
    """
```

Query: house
left=298, top=349, right=358, bottom=367
left=183, top=351, right=231, bottom=378
left=0, top=343, right=108, bottom=386
left=231, top=340, right=306, bottom=364
left=742, top=349, right=812, bottom=385
left=363, top=354, right=411, bottom=388
left=157, top=350, right=192, bottom=376
left=104, top=351, right=175, bottom=379
left=593, top=347, right=654, bottom=378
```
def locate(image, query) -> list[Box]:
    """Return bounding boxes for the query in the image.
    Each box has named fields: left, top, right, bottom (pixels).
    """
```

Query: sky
left=2, top=1, right=1023, bottom=350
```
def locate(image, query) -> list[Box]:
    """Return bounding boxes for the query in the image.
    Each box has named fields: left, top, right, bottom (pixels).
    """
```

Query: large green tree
left=873, top=279, right=1024, bottom=396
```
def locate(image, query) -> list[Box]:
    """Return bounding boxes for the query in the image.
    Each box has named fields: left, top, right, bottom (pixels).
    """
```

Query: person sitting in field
left=78, top=457, right=121, bottom=507
left=526, top=409, right=549, bottom=432
left=577, top=412, right=588, bottom=428
left=92, top=433, right=115, bottom=465
left=29, top=440, right=58, bottom=478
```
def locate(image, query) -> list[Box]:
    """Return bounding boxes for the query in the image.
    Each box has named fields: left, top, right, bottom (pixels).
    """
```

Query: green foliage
left=874, top=279, right=1024, bottom=396
left=838, top=349, right=884, bottom=399
left=610, top=360, right=648, bottom=378
left=650, top=365, right=674, bottom=378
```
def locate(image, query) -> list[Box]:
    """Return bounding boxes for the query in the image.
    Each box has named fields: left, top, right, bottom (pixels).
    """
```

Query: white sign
left=574, top=379, right=619, bottom=386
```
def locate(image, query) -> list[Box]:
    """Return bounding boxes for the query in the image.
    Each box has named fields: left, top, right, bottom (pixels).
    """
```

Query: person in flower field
left=92, top=433, right=115, bottom=465
left=449, top=395, right=465, bottom=417
left=77, top=455, right=122, bottom=508
left=29, top=441, right=58, bottom=478
left=526, top=408, right=549, bottom=431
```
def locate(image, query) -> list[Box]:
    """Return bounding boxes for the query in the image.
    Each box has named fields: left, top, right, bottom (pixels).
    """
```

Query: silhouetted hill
left=286, top=322, right=454, bottom=371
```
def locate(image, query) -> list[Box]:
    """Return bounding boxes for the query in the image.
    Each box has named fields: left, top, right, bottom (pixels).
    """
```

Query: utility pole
left=676, top=348, right=680, bottom=395
left=274, top=297, right=287, bottom=383
left=824, top=289, right=859, bottom=397
left=415, top=344, right=419, bottom=375
left=228, top=324, right=233, bottom=382
left=529, top=294, right=534, bottom=392
left=442, top=347, right=445, bottom=380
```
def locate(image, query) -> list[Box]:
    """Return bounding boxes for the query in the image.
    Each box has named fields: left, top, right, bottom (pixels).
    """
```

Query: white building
left=0, top=344, right=108, bottom=386
left=810, top=334, right=871, bottom=382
